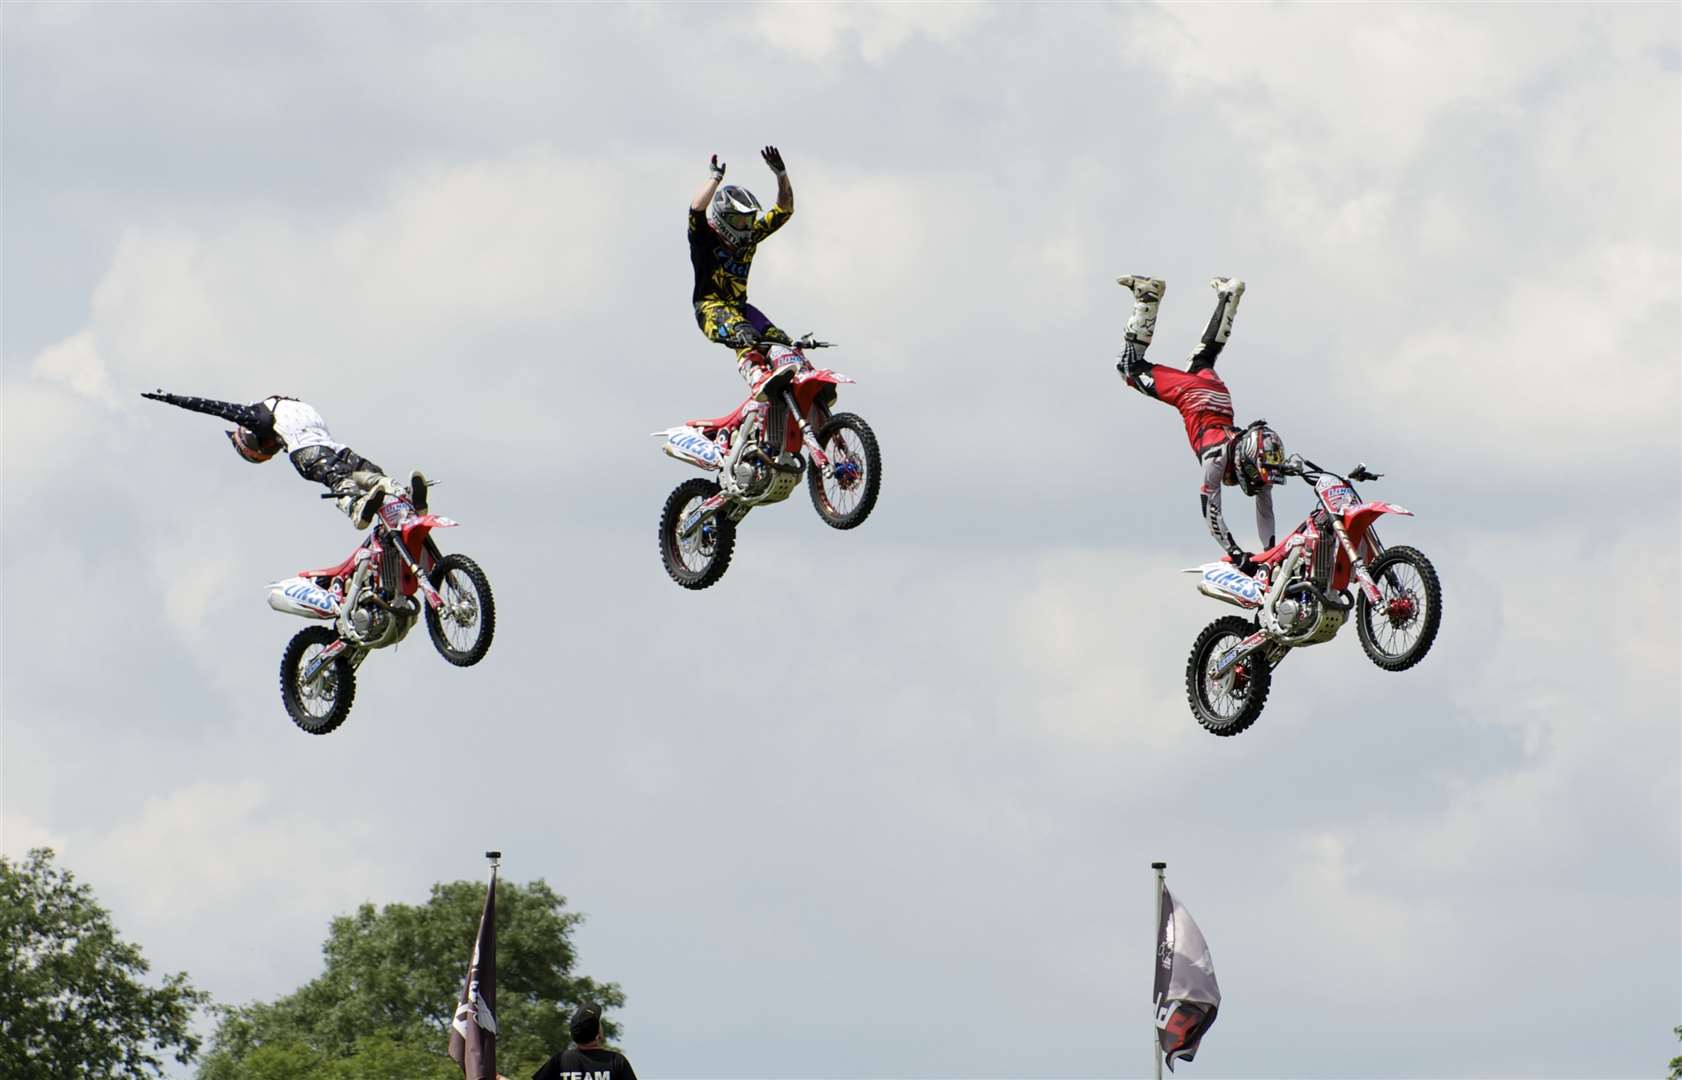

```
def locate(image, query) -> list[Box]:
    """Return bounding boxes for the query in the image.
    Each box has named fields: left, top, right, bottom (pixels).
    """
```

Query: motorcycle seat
left=686, top=399, right=752, bottom=436
left=1254, top=521, right=1312, bottom=565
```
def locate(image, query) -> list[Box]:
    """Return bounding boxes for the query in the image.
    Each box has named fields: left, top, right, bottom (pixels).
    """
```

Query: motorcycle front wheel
left=807, top=412, right=882, bottom=530
left=660, top=477, right=736, bottom=590
left=1356, top=544, right=1441, bottom=672
left=1185, top=615, right=1271, bottom=737
left=426, top=553, right=496, bottom=667
left=279, top=625, right=356, bottom=735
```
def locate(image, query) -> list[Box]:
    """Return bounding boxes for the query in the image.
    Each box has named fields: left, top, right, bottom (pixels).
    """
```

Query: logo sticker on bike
left=1317, top=481, right=1357, bottom=513
left=1203, top=566, right=1263, bottom=605
left=667, top=431, right=722, bottom=466
left=282, top=581, right=336, bottom=614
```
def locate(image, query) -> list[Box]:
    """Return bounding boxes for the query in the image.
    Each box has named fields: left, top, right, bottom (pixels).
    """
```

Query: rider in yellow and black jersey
left=688, top=146, right=796, bottom=392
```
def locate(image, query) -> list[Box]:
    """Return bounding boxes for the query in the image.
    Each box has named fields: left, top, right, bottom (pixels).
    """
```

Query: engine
left=720, top=413, right=803, bottom=506
left=345, top=593, right=417, bottom=649
left=1275, top=581, right=1348, bottom=646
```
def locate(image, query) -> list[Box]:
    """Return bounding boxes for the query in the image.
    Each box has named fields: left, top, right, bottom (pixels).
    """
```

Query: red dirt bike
left=1183, top=455, right=1441, bottom=736
left=652, top=337, right=882, bottom=589
left=266, top=483, right=494, bottom=733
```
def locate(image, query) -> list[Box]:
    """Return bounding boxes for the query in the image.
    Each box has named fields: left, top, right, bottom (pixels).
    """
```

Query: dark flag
left=449, top=864, right=498, bottom=1080
left=1153, top=883, right=1220, bottom=1071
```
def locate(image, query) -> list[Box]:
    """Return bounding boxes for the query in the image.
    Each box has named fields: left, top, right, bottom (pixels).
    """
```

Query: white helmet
left=708, top=185, right=761, bottom=248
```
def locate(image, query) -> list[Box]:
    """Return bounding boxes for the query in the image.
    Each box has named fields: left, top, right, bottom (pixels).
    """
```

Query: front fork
left=1331, top=518, right=1384, bottom=605
left=784, top=388, right=831, bottom=477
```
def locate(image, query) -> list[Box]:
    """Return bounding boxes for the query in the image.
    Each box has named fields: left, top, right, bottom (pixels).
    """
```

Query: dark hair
left=569, top=1002, right=603, bottom=1044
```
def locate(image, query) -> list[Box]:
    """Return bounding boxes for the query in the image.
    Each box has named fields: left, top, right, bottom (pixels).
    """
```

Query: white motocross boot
left=1206, top=277, right=1245, bottom=344
left=1117, top=275, right=1166, bottom=345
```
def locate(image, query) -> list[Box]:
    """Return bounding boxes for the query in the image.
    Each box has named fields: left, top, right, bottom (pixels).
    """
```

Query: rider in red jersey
left=1114, top=275, right=1281, bottom=576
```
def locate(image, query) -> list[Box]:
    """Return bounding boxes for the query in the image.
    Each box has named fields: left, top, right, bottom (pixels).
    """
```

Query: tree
left=1668, top=1024, right=1681, bottom=1080
left=197, top=877, right=625, bottom=1079
left=0, top=848, right=209, bottom=1079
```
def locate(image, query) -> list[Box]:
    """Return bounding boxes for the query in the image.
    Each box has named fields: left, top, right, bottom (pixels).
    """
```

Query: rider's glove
left=761, top=145, right=786, bottom=175
left=709, top=154, right=726, bottom=180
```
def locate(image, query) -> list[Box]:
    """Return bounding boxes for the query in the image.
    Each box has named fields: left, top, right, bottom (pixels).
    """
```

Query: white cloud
left=748, top=2, right=993, bottom=65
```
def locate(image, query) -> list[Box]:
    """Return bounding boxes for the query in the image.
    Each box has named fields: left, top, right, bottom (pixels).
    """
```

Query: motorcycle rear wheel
left=660, top=477, right=736, bottom=589
left=1185, top=615, right=1271, bottom=737
left=426, top=553, right=496, bottom=667
left=279, top=625, right=356, bottom=735
left=1356, top=544, right=1441, bottom=671
left=807, top=412, right=882, bottom=530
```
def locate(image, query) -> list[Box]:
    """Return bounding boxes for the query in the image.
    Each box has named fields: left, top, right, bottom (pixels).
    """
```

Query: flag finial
left=1151, top=861, right=1167, bottom=870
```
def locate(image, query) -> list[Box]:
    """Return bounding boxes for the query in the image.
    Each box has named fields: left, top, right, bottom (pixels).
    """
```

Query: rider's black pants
left=289, top=445, right=386, bottom=495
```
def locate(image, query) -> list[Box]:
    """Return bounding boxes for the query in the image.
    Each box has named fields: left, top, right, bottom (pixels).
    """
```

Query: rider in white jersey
left=142, top=390, right=423, bottom=528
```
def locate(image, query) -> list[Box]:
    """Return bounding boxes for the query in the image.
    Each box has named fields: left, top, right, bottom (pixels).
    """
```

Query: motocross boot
left=409, top=470, right=429, bottom=512
left=1117, top=274, right=1166, bottom=345
left=1186, top=277, right=1246, bottom=371
left=738, top=350, right=774, bottom=396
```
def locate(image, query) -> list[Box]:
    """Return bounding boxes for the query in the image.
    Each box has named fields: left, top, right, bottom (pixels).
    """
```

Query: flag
left=1153, top=883, right=1220, bottom=1070
left=449, top=869, right=498, bottom=1079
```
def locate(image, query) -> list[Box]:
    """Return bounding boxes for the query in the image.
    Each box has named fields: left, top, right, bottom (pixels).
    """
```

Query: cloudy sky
left=3, top=4, right=1678, bottom=1078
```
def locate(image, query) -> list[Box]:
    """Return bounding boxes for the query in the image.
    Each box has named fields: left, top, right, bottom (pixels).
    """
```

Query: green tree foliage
left=197, top=877, right=624, bottom=1080
left=1, top=848, right=209, bottom=1079
left=1668, top=1024, right=1681, bottom=1080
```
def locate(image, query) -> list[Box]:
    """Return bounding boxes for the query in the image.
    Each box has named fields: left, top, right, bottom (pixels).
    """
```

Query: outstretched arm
left=690, top=154, right=725, bottom=213
left=141, top=390, right=268, bottom=429
left=1200, top=451, right=1247, bottom=561
left=763, top=145, right=792, bottom=213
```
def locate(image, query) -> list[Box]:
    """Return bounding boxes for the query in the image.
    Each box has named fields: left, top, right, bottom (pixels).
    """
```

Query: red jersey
left=1145, top=364, right=1235, bottom=456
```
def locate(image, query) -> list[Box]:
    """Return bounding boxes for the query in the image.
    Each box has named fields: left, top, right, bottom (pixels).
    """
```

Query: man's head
left=569, top=1002, right=604, bottom=1046
left=1231, top=421, right=1286, bottom=496
left=226, top=399, right=282, bottom=463
left=707, top=184, right=761, bottom=249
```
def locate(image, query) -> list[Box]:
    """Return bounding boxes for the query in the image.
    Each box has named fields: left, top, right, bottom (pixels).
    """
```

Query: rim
left=672, top=496, right=718, bottom=575
left=295, top=645, right=340, bottom=719
left=1198, top=632, right=1253, bottom=723
left=819, top=427, right=868, bottom=518
left=1366, top=561, right=1428, bottom=657
left=437, top=569, right=484, bottom=653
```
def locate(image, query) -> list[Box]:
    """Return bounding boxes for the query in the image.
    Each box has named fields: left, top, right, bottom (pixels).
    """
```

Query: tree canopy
left=1, top=848, right=209, bottom=1080
left=197, top=877, right=625, bottom=1080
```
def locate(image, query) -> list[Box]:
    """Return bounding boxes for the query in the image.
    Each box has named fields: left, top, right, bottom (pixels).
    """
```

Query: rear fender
left=653, top=426, right=725, bottom=472
left=268, top=577, right=340, bottom=619
left=1185, top=561, right=1264, bottom=609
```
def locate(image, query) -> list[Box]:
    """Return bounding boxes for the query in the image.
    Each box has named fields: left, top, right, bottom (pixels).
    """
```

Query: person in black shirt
left=688, top=145, right=796, bottom=396
left=525, top=1002, right=637, bottom=1080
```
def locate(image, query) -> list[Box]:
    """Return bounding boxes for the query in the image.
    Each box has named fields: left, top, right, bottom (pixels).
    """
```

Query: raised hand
left=709, top=154, right=726, bottom=180
left=761, top=145, right=786, bottom=175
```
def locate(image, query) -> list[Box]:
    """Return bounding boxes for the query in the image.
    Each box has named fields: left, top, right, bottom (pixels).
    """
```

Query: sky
left=3, top=3, right=1679, bottom=1078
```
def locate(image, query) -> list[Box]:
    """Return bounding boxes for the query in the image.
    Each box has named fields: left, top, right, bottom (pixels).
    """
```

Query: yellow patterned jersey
left=688, top=205, right=791, bottom=305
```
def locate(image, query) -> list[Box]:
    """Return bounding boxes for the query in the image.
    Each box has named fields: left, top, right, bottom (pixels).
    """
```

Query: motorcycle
left=266, top=482, right=495, bottom=733
left=652, top=337, right=882, bottom=589
left=1182, top=455, right=1441, bottom=736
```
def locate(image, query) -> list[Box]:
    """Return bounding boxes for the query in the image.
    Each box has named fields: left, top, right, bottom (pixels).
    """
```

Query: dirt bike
left=266, top=483, right=494, bottom=733
left=652, top=336, right=882, bottom=589
left=1182, top=455, right=1441, bottom=736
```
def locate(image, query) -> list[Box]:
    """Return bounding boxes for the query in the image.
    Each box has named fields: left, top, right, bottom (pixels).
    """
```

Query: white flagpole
left=1152, top=861, right=1167, bottom=1080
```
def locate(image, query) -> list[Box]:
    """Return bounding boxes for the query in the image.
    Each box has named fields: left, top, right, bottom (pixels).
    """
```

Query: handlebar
left=1279, top=455, right=1384, bottom=485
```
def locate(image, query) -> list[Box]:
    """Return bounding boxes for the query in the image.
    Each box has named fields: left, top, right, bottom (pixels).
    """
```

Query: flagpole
left=486, top=850, right=501, bottom=879
left=1152, top=861, right=1166, bottom=1080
